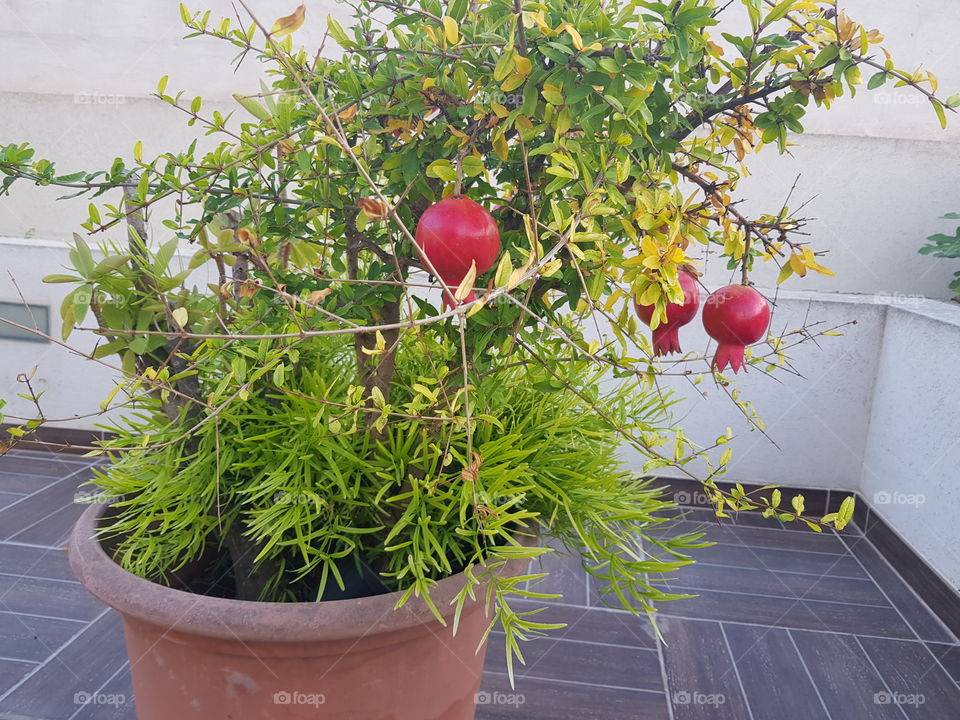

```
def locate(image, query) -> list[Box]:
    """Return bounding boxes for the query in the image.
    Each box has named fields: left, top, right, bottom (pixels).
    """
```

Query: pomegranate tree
left=634, top=270, right=701, bottom=356
left=702, top=285, right=771, bottom=373
left=414, top=196, right=500, bottom=307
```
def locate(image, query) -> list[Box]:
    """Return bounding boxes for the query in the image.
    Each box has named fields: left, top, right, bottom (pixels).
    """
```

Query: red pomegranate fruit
left=634, top=270, right=701, bottom=356
left=702, top=284, right=771, bottom=373
left=414, top=196, right=500, bottom=307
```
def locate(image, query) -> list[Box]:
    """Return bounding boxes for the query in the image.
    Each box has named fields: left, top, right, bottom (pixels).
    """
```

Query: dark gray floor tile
left=842, top=535, right=955, bottom=643
left=680, top=542, right=869, bottom=579
left=0, top=493, right=24, bottom=511
left=655, top=519, right=847, bottom=554
left=0, top=544, right=75, bottom=582
left=526, top=547, right=590, bottom=606
left=0, top=455, right=88, bottom=478
left=925, top=642, right=960, bottom=685
left=0, top=611, right=126, bottom=719
left=659, top=589, right=915, bottom=638
left=0, top=574, right=104, bottom=621
left=509, top=600, right=657, bottom=648
left=792, top=630, right=912, bottom=719
left=0, top=469, right=93, bottom=542
left=10, top=501, right=86, bottom=547
left=858, top=635, right=960, bottom=719
left=662, top=562, right=890, bottom=606
left=0, top=611, right=84, bottom=662
left=660, top=617, right=751, bottom=719
left=723, top=624, right=829, bottom=719
left=478, top=672, right=668, bottom=720
left=0, top=658, right=37, bottom=695
left=0, top=471, right=59, bottom=495
left=487, top=632, right=662, bottom=690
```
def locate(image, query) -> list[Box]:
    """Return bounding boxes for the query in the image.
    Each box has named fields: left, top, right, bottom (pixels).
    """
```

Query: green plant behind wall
left=920, top=212, right=960, bottom=299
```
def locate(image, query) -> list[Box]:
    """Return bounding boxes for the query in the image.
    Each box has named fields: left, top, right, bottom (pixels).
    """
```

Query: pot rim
left=70, top=501, right=536, bottom=643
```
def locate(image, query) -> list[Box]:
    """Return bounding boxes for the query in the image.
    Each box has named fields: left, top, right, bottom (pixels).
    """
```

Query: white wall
left=859, top=301, right=960, bottom=590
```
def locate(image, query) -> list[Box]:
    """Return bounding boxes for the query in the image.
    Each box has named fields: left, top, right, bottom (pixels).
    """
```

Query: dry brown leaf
left=358, top=197, right=389, bottom=219
left=270, top=4, right=306, bottom=38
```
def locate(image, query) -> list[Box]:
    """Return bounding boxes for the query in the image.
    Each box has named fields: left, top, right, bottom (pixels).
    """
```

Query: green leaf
left=70, top=233, right=95, bottom=278
left=867, top=71, right=887, bottom=90
left=932, top=99, right=948, bottom=130
left=232, top=93, right=272, bottom=121
left=425, top=159, right=457, bottom=182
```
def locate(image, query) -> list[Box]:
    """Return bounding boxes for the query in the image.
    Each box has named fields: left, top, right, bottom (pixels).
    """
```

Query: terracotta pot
left=70, top=503, right=533, bottom=720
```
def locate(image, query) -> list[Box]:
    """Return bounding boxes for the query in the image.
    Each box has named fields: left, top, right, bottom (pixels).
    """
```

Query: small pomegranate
left=415, top=196, right=500, bottom=306
left=634, top=270, right=701, bottom=356
left=702, top=284, right=771, bottom=373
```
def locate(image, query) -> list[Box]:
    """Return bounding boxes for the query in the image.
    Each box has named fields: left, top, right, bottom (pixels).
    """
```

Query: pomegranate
left=414, top=196, right=500, bottom=306
left=634, top=270, right=701, bottom=356
left=702, top=284, right=771, bottom=373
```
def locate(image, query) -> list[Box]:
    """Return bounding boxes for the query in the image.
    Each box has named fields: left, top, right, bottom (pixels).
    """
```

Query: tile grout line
left=0, top=571, right=80, bottom=586
left=0, top=608, right=88, bottom=625
left=658, top=537, right=852, bottom=558
left=0, top=539, right=72, bottom=552
left=0, top=656, right=40, bottom=666
left=489, top=630, right=656, bottom=653
left=484, top=670, right=665, bottom=695
left=718, top=622, right=756, bottom=720
left=0, top=607, right=111, bottom=705
left=784, top=628, right=835, bottom=720
left=654, top=626, right=675, bottom=720
left=685, top=559, right=869, bottom=582
left=851, top=635, right=911, bottom=720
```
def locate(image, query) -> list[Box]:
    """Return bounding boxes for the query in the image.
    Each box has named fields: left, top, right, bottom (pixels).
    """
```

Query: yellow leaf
left=492, top=130, right=508, bottom=161
left=494, top=252, right=513, bottom=287
left=171, top=307, right=189, bottom=328
left=788, top=252, right=807, bottom=277
left=557, top=23, right=584, bottom=51
left=501, top=72, right=525, bottom=93
left=490, top=102, right=509, bottom=118
left=514, top=55, right=532, bottom=75
left=270, top=4, right=306, bottom=38
left=441, top=16, right=459, bottom=45
left=454, top=261, right=477, bottom=301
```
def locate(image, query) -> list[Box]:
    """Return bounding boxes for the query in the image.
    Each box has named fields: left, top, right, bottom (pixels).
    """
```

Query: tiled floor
left=0, top=449, right=958, bottom=719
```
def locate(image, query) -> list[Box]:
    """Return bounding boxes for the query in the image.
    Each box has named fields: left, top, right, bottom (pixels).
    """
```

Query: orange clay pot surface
left=70, top=502, right=533, bottom=720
